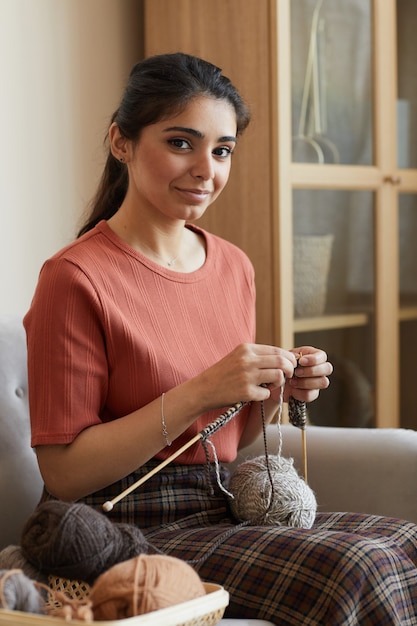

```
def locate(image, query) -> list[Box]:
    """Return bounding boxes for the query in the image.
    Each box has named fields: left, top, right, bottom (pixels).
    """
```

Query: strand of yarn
left=275, top=381, right=284, bottom=457
left=190, top=389, right=307, bottom=572
left=187, top=519, right=251, bottom=569
left=199, top=400, right=248, bottom=498
left=0, top=569, right=43, bottom=614
left=36, top=581, right=93, bottom=623
left=183, top=396, right=273, bottom=569
left=259, top=382, right=285, bottom=517
left=46, top=596, right=93, bottom=623
left=199, top=385, right=284, bottom=515
left=200, top=438, right=234, bottom=499
left=228, top=384, right=317, bottom=528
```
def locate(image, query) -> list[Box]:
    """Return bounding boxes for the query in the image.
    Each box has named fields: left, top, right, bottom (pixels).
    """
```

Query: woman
left=24, top=53, right=417, bottom=623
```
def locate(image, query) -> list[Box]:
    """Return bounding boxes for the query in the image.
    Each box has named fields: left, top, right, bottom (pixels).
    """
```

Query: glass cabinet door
left=288, top=0, right=399, bottom=428
left=399, top=195, right=417, bottom=429
left=397, top=1, right=417, bottom=429
left=397, top=0, right=417, bottom=170
left=292, top=189, right=375, bottom=427
left=291, top=0, right=373, bottom=166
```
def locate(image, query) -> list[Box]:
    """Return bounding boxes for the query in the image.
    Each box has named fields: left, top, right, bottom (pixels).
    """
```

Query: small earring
left=119, top=156, right=124, bottom=163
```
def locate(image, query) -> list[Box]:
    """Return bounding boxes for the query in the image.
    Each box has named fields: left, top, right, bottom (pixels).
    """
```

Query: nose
left=190, top=151, right=215, bottom=180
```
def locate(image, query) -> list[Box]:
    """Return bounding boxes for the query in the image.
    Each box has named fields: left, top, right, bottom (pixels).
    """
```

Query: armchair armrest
left=230, top=425, right=417, bottom=523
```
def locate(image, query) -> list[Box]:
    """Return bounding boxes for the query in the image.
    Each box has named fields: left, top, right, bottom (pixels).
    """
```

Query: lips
left=177, top=187, right=211, bottom=195
left=175, top=187, right=212, bottom=202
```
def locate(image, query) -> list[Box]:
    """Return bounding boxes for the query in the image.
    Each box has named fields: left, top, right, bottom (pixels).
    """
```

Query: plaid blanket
left=82, top=461, right=417, bottom=624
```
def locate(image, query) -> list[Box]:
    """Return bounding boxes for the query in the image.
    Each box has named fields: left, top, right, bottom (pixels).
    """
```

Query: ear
left=109, top=122, right=130, bottom=162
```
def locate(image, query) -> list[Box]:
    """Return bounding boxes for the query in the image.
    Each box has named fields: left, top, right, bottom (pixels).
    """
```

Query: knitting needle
left=302, top=429, right=308, bottom=483
left=102, top=400, right=247, bottom=512
left=103, top=433, right=202, bottom=512
left=297, top=352, right=308, bottom=483
left=288, top=352, right=308, bottom=483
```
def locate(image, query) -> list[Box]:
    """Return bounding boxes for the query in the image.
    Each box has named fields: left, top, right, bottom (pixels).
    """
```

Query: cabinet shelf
left=294, top=312, right=369, bottom=333
left=295, top=307, right=417, bottom=333
left=399, top=306, right=417, bottom=322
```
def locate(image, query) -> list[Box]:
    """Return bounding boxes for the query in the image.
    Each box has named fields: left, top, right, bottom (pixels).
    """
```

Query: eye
left=213, top=146, right=234, bottom=158
left=168, top=138, right=191, bottom=150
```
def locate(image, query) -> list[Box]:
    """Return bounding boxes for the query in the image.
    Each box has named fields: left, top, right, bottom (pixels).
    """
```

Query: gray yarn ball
left=0, top=569, right=43, bottom=613
left=229, top=455, right=317, bottom=528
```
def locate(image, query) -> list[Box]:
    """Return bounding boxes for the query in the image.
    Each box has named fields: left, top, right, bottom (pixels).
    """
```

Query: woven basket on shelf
left=293, top=234, right=334, bottom=318
left=0, top=577, right=228, bottom=626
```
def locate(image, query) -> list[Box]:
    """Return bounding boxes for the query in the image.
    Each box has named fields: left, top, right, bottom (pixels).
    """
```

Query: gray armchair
left=2, top=313, right=417, bottom=626
left=0, top=314, right=43, bottom=549
left=234, top=421, right=417, bottom=524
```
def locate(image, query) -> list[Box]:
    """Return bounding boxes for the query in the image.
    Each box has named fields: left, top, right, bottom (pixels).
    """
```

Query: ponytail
left=77, top=152, right=127, bottom=237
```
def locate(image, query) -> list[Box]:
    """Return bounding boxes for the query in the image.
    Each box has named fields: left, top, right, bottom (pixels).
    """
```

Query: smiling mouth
left=175, top=188, right=212, bottom=203
left=177, top=188, right=211, bottom=195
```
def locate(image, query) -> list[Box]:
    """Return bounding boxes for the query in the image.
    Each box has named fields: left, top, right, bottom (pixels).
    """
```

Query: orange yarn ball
left=90, top=554, right=206, bottom=620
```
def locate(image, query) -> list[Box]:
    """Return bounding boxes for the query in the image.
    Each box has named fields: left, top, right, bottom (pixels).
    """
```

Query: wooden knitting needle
left=103, top=433, right=202, bottom=512
left=302, top=429, right=308, bottom=483
left=102, top=400, right=247, bottom=512
left=289, top=353, right=308, bottom=483
left=288, top=396, right=308, bottom=483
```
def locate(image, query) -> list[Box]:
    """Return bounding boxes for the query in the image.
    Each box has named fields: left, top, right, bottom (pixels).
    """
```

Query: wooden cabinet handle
left=383, top=174, right=402, bottom=185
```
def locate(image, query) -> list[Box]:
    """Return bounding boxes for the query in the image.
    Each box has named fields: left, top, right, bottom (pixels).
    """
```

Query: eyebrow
left=163, top=126, right=237, bottom=143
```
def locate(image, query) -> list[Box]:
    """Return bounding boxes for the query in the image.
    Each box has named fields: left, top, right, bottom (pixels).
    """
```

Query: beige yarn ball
left=91, top=554, right=206, bottom=620
left=229, top=455, right=317, bottom=529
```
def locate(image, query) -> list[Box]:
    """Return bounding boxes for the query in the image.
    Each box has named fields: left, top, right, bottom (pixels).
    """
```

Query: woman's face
left=119, top=96, right=238, bottom=222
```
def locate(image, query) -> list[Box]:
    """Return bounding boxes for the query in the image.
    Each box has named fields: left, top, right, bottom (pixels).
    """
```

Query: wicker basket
left=0, top=578, right=228, bottom=626
left=293, top=234, right=334, bottom=318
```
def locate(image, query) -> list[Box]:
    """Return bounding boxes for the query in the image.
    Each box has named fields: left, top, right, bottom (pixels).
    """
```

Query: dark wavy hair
left=78, top=52, right=251, bottom=237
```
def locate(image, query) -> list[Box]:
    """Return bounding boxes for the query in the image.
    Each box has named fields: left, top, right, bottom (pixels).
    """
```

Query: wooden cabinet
left=144, top=0, right=417, bottom=429
left=144, top=0, right=278, bottom=350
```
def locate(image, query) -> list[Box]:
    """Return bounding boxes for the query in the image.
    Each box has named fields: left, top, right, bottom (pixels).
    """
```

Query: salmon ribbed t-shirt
left=24, top=221, right=256, bottom=464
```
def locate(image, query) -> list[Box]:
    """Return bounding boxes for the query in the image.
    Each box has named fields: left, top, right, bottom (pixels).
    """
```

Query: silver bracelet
left=161, top=392, right=172, bottom=446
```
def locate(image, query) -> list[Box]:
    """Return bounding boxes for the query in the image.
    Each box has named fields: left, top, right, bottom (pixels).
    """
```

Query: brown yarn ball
left=20, top=501, right=149, bottom=584
left=91, top=554, right=206, bottom=620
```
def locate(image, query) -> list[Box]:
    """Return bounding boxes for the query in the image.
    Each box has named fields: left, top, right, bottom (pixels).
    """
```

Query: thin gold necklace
left=139, top=241, right=181, bottom=267
left=167, top=253, right=180, bottom=267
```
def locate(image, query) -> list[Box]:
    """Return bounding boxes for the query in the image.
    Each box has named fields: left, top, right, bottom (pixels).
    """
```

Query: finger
left=252, top=344, right=298, bottom=366
left=256, top=368, right=287, bottom=388
left=292, top=346, right=328, bottom=366
left=287, top=374, right=331, bottom=391
left=285, top=388, right=320, bottom=403
left=249, top=383, right=273, bottom=402
left=258, top=358, right=296, bottom=381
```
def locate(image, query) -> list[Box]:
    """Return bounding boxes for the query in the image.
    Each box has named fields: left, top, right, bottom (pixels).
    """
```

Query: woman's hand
left=281, top=346, right=333, bottom=403
left=239, top=345, right=331, bottom=448
left=196, top=343, right=298, bottom=409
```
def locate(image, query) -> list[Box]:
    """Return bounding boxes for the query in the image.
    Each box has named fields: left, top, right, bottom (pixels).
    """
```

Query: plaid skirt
left=82, top=460, right=417, bottom=625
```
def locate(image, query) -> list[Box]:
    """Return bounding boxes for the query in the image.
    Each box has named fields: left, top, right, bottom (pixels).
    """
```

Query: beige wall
left=0, top=0, right=143, bottom=315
